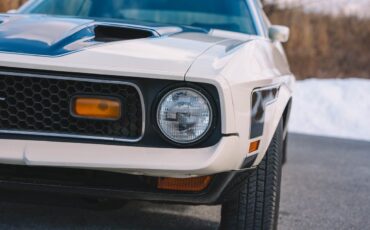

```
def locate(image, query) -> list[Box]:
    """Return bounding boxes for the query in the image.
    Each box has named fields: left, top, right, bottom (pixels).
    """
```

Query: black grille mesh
left=0, top=74, right=143, bottom=140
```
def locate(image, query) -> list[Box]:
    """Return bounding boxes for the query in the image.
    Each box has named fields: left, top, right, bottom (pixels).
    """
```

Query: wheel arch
left=281, top=98, right=292, bottom=164
left=282, top=98, right=293, bottom=139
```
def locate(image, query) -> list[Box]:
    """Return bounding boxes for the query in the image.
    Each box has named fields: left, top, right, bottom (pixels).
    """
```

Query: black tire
left=220, top=120, right=284, bottom=230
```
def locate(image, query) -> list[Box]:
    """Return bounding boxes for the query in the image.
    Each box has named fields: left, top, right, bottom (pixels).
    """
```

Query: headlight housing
left=156, top=87, right=214, bottom=144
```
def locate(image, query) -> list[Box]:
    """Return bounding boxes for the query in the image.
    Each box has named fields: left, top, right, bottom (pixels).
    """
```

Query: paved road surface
left=0, top=134, right=369, bottom=229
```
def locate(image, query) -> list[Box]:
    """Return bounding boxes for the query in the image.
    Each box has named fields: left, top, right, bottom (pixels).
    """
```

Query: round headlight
left=156, top=88, right=213, bottom=144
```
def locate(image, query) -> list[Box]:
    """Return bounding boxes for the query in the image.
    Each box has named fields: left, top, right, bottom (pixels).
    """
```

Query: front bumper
left=0, top=135, right=244, bottom=177
left=0, top=162, right=255, bottom=205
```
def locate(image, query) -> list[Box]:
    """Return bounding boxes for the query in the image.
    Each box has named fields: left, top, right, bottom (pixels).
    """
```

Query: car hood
left=0, top=14, right=249, bottom=80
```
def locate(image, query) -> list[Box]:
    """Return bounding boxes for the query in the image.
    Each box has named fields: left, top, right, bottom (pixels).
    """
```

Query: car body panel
left=186, top=37, right=294, bottom=167
left=0, top=136, right=241, bottom=177
left=0, top=0, right=294, bottom=178
left=0, top=14, right=230, bottom=82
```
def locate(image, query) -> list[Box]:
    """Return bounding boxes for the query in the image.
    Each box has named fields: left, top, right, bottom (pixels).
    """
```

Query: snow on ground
left=289, top=78, right=370, bottom=141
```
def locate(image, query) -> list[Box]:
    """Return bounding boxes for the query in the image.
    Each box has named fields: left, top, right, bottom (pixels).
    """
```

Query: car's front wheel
left=220, top=120, right=284, bottom=230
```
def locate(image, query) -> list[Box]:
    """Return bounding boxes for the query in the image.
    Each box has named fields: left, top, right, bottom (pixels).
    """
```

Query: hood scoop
left=0, top=14, right=158, bottom=56
left=94, top=25, right=156, bottom=42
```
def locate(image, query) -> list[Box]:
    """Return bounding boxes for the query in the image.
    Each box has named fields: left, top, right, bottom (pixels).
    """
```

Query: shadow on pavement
left=0, top=191, right=219, bottom=229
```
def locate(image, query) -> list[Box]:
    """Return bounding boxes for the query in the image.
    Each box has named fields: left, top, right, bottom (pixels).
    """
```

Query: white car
left=0, top=0, right=294, bottom=229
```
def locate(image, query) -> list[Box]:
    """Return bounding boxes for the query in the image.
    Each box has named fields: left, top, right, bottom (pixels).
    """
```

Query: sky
left=266, top=0, right=370, bottom=18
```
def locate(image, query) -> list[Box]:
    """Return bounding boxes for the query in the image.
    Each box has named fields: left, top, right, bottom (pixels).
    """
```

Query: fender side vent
left=94, top=25, right=156, bottom=42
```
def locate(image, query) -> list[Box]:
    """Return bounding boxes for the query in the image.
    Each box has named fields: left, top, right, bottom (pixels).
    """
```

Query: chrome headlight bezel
left=155, top=86, right=216, bottom=146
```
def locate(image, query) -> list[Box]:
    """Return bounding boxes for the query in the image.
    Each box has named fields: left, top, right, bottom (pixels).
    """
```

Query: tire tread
left=220, top=120, right=284, bottom=230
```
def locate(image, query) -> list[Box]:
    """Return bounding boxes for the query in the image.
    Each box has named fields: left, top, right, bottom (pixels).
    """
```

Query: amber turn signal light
left=72, top=97, right=121, bottom=120
left=249, top=140, right=260, bottom=153
left=157, top=176, right=212, bottom=192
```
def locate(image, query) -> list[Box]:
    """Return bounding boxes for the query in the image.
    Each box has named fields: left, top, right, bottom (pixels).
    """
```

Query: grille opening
left=0, top=73, right=143, bottom=142
left=94, top=25, right=155, bottom=42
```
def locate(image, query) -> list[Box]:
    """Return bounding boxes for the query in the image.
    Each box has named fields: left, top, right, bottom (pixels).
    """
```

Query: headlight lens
left=157, top=88, right=213, bottom=144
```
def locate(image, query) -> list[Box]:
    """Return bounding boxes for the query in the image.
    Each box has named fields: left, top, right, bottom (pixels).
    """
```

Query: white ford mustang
left=0, top=0, right=294, bottom=228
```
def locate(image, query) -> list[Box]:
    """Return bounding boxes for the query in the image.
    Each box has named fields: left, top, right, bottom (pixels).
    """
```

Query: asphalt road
left=0, top=134, right=369, bottom=229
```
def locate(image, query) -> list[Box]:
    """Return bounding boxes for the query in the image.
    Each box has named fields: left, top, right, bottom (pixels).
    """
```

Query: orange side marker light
left=249, top=140, right=260, bottom=153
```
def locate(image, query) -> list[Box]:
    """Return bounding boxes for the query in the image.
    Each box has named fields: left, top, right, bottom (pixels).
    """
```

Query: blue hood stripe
left=0, top=14, right=190, bottom=56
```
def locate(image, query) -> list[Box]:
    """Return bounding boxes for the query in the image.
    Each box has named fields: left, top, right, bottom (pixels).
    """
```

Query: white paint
left=0, top=1, right=296, bottom=175
left=0, top=33, right=295, bottom=176
left=0, top=33, right=226, bottom=81
left=0, top=136, right=241, bottom=178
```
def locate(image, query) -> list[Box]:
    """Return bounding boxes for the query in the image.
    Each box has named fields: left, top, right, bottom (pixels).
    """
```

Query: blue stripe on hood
left=0, top=14, right=178, bottom=56
left=0, top=14, right=210, bottom=57
left=0, top=15, right=100, bottom=56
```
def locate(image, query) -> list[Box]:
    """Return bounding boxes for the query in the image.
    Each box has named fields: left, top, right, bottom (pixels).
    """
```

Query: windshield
left=20, top=0, right=257, bottom=34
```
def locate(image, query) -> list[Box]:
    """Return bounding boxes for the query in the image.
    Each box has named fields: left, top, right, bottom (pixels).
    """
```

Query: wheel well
left=282, top=98, right=293, bottom=138
left=281, top=98, right=292, bottom=164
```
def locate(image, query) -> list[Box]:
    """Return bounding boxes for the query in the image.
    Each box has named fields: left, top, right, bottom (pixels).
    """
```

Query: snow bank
left=289, top=78, right=370, bottom=141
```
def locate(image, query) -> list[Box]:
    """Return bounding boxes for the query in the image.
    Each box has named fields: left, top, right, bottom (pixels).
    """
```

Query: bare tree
left=260, top=0, right=279, bottom=16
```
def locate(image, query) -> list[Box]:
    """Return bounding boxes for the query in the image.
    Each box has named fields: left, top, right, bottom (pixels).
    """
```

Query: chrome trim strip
left=0, top=70, right=146, bottom=143
left=246, top=0, right=265, bottom=37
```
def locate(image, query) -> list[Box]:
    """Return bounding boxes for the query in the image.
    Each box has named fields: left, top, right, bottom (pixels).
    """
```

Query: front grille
left=0, top=72, right=143, bottom=142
